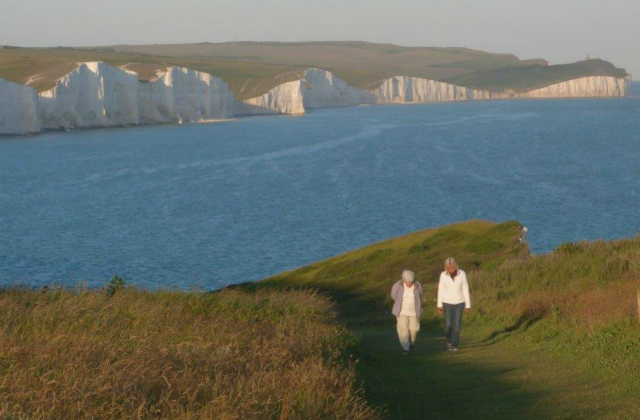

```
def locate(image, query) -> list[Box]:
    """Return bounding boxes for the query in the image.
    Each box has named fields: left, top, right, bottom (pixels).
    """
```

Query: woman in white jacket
left=437, top=257, right=471, bottom=351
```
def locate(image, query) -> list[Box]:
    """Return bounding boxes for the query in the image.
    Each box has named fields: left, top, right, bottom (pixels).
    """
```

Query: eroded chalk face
left=0, top=60, right=630, bottom=136
left=0, top=78, right=40, bottom=135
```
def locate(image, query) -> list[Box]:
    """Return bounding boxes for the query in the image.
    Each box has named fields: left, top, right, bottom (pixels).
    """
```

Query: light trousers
left=396, top=314, right=420, bottom=351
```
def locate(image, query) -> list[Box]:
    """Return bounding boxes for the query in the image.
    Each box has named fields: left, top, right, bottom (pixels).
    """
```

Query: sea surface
left=2, top=87, right=640, bottom=289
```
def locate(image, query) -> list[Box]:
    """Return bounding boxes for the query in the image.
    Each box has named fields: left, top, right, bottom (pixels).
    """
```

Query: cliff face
left=39, top=62, right=140, bottom=130
left=373, top=76, right=504, bottom=103
left=301, top=68, right=376, bottom=108
left=0, top=64, right=631, bottom=136
left=235, top=80, right=305, bottom=116
left=37, top=63, right=233, bottom=131
left=235, top=69, right=376, bottom=114
left=517, top=76, right=629, bottom=98
left=138, top=67, right=233, bottom=124
left=0, top=78, right=39, bottom=135
left=240, top=71, right=629, bottom=112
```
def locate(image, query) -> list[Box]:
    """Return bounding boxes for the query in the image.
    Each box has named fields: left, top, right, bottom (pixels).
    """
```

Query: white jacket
left=437, top=270, right=471, bottom=308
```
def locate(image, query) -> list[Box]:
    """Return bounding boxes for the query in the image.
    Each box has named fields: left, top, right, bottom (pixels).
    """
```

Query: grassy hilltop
left=259, top=220, right=640, bottom=419
left=260, top=220, right=530, bottom=322
left=1, top=220, right=639, bottom=419
left=0, top=41, right=628, bottom=99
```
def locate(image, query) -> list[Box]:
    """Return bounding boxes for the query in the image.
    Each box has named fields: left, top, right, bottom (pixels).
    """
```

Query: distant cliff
left=0, top=62, right=631, bottom=136
left=0, top=78, right=39, bottom=135
left=36, top=62, right=233, bottom=131
left=516, top=76, right=628, bottom=98
left=237, top=69, right=628, bottom=112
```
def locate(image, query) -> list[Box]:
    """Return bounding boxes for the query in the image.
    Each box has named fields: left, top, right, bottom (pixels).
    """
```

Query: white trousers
left=396, top=315, right=420, bottom=351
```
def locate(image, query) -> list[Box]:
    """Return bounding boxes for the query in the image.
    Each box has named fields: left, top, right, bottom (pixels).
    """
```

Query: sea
left=2, top=83, right=639, bottom=289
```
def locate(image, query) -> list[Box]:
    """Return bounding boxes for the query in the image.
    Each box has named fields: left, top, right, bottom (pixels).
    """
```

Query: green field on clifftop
left=0, top=41, right=628, bottom=100
left=258, top=220, right=640, bottom=419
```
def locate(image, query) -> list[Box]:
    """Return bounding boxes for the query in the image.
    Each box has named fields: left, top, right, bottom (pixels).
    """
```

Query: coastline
left=0, top=91, right=632, bottom=139
left=0, top=63, right=631, bottom=137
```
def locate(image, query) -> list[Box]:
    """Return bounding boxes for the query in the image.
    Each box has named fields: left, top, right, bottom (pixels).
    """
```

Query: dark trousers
left=444, top=302, right=465, bottom=348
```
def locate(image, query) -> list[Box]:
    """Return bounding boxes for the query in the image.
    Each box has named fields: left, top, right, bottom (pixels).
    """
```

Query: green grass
left=0, top=46, right=307, bottom=100
left=357, top=328, right=633, bottom=420
left=255, top=220, right=640, bottom=419
left=2, top=219, right=638, bottom=418
left=259, top=220, right=528, bottom=323
left=107, top=42, right=543, bottom=93
left=445, top=59, right=629, bottom=92
left=0, top=286, right=381, bottom=419
left=0, top=42, right=628, bottom=99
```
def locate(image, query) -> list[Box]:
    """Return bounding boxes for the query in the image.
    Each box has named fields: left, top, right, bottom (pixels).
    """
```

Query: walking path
left=354, top=326, right=632, bottom=420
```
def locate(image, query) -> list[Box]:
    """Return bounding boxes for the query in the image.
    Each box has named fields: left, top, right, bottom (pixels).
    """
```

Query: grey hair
left=402, top=270, right=415, bottom=283
left=444, top=257, right=458, bottom=271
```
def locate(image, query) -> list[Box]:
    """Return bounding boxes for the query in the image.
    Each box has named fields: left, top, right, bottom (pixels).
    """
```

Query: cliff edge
left=0, top=61, right=631, bottom=136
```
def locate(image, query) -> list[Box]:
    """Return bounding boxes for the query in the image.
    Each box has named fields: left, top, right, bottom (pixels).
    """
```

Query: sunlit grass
left=2, top=219, right=638, bottom=418
left=261, top=220, right=640, bottom=418
left=0, top=286, right=381, bottom=420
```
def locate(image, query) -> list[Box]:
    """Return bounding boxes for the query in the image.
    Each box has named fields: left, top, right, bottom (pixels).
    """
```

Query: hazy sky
left=1, top=0, right=639, bottom=76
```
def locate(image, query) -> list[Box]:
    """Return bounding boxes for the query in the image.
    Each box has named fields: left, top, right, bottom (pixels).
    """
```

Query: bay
left=1, top=89, right=639, bottom=289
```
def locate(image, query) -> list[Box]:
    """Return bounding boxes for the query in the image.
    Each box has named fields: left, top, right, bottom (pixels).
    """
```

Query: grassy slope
left=0, top=42, right=627, bottom=100
left=0, top=46, right=307, bottom=100
left=259, top=220, right=529, bottom=322
left=446, top=59, right=630, bottom=92
left=1, top=220, right=638, bottom=418
left=108, top=42, right=544, bottom=92
left=258, top=220, right=640, bottom=419
left=0, top=287, right=380, bottom=419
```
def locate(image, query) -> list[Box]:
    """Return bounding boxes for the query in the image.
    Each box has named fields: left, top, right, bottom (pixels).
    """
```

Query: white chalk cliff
left=137, top=66, right=233, bottom=124
left=38, top=62, right=140, bottom=130
left=0, top=78, right=39, bottom=135
left=0, top=62, right=630, bottom=135
left=373, top=76, right=501, bottom=103
left=516, top=76, right=628, bottom=98
left=36, top=62, right=233, bottom=131
left=236, top=71, right=629, bottom=112
left=235, top=80, right=304, bottom=116
left=301, top=68, right=376, bottom=108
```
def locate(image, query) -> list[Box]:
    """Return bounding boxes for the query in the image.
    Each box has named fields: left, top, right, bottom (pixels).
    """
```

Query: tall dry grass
left=400, top=233, right=640, bottom=398
left=467, top=236, right=640, bottom=330
left=0, top=287, right=381, bottom=420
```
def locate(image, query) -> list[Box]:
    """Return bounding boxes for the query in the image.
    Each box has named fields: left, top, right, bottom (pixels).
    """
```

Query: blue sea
left=2, top=87, right=640, bottom=289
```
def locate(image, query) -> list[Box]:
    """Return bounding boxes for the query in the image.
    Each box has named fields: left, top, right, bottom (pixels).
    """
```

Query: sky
left=1, top=0, right=639, bottom=76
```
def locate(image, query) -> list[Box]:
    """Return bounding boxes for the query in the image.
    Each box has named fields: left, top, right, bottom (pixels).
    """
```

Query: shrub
left=105, top=274, right=125, bottom=297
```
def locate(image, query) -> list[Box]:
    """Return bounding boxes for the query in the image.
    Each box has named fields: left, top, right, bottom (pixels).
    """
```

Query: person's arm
left=391, top=282, right=398, bottom=301
left=463, top=272, right=471, bottom=309
left=436, top=274, right=444, bottom=309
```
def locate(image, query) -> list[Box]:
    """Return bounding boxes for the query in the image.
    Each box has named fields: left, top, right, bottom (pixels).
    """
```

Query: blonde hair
left=444, top=257, right=458, bottom=271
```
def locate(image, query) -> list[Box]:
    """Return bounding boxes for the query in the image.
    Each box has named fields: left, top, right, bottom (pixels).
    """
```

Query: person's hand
left=438, top=307, right=444, bottom=314
left=464, top=308, right=470, bottom=314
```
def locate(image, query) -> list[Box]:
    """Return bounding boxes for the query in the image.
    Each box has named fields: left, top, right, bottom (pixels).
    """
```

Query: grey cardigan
left=391, top=280, right=423, bottom=317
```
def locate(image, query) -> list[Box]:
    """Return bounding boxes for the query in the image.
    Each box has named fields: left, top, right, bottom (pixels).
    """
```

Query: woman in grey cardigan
left=390, top=270, right=423, bottom=355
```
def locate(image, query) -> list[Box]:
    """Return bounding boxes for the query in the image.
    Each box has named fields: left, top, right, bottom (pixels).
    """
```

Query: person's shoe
left=452, top=347, right=459, bottom=351
left=403, top=350, right=410, bottom=356
left=446, top=342, right=453, bottom=350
